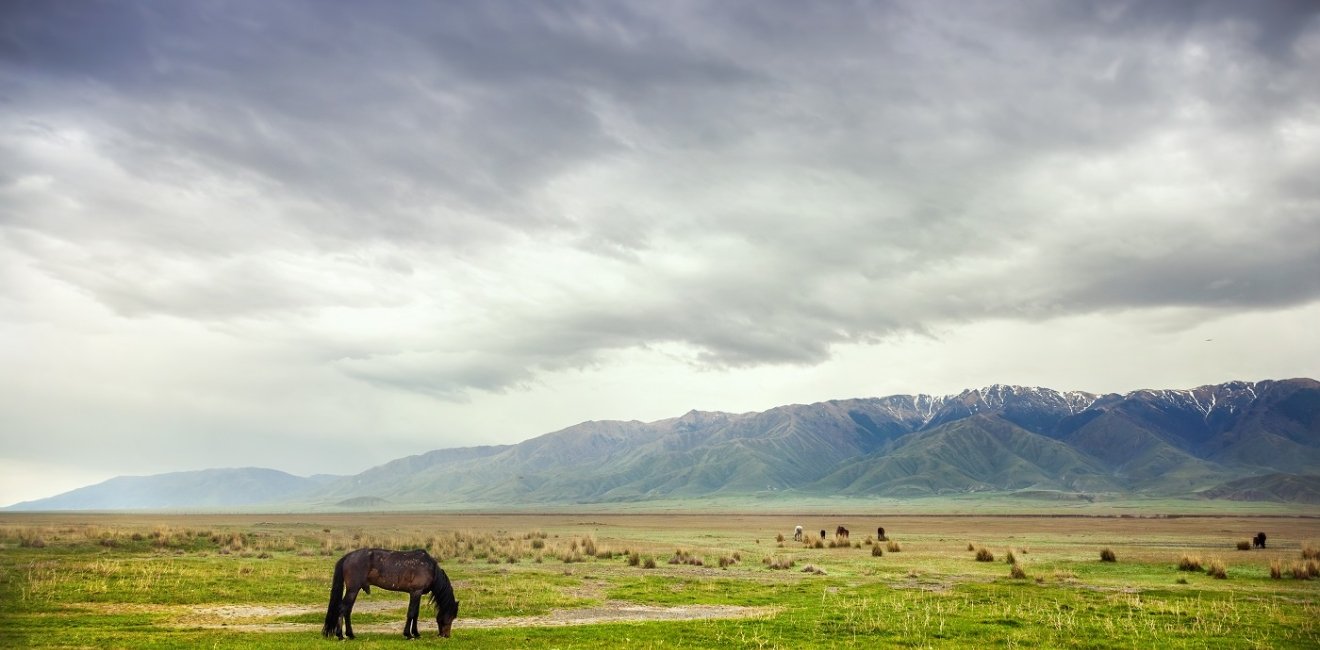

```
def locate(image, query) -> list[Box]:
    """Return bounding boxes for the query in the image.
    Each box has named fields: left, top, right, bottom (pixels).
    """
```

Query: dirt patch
left=461, top=601, right=777, bottom=628
left=195, top=600, right=401, bottom=619
left=890, top=579, right=954, bottom=593
left=171, top=600, right=776, bottom=634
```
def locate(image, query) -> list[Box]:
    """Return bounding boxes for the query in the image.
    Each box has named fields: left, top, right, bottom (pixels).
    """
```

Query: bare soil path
left=167, top=600, right=776, bottom=633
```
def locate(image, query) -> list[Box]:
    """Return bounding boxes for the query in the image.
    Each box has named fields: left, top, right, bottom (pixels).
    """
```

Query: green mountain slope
left=814, top=415, right=1118, bottom=496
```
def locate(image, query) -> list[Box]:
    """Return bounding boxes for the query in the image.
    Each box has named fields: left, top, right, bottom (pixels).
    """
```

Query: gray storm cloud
left=2, top=0, right=1318, bottom=403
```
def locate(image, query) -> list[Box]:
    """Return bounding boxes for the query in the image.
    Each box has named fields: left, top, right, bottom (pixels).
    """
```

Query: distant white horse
left=793, top=525, right=803, bottom=541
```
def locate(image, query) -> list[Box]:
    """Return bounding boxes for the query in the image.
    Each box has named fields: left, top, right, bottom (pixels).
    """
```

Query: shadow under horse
left=322, top=548, right=460, bottom=639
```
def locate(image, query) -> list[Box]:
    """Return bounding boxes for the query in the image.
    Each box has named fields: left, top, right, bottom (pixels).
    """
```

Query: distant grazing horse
left=793, top=525, right=803, bottom=541
left=877, top=526, right=886, bottom=541
left=1254, top=532, right=1267, bottom=549
left=323, top=548, right=460, bottom=640
left=820, top=529, right=826, bottom=540
left=836, top=526, right=850, bottom=539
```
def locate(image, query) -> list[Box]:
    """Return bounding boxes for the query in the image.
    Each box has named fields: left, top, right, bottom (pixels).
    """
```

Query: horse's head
left=436, top=599, right=459, bottom=638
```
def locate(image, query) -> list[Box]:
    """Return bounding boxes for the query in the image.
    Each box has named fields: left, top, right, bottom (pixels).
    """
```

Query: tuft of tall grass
left=1289, top=561, right=1311, bottom=580
left=17, top=529, right=47, bottom=548
left=1100, top=548, right=1117, bottom=562
left=1270, top=559, right=1282, bottom=579
left=1205, top=558, right=1227, bottom=579
left=975, top=547, right=994, bottom=562
left=1010, top=564, right=1027, bottom=579
left=1236, top=540, right=1251, bottom=551
left=1178, top=555, right=1203, bottom=572
left=1005, top=549, right=1017, bottom=565
left=886, top=540, right=901, bottom=553
left=871, top=544, right=883, bottom=557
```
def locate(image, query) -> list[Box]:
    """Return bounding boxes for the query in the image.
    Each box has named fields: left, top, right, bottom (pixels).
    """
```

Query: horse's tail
left=322, top=555, right=346, bottom=637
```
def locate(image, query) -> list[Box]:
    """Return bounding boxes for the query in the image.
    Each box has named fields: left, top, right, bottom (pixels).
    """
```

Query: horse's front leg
left=342, top=587, right=361, bottom=640
left=405, top=593, right=422, bottom=639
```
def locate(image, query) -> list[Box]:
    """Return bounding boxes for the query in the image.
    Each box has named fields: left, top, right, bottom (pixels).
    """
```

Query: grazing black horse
left=322, top=548, right=460, bottom=640
left=1254, top=532, right=1267, bottom=549
left=836, top=526, right=850, bottom=539
left=877, top=526, right=886, bottom=541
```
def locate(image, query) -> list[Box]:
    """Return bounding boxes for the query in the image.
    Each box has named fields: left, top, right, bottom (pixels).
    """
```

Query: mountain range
left=8, top=378, right=1319, bottom=510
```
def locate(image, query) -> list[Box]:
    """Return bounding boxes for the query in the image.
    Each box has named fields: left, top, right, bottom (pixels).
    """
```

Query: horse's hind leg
left=342, top=586, right=361, bottom=640
left=405, top=593, right=421, bottom=638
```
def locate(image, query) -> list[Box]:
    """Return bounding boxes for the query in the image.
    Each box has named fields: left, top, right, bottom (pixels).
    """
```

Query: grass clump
left=1005, top=549, right=1017, bottom=565
left=1178, top=555, right=1203, bottom=572
left=642, top=557, right=656, bottom=569
left=1205, top=558, right=1227, bottom=579
left=1270, top=559, right=1283, bottom=579
left=1297, top=560, right=1320, bottom=579
left=1010, top=564, right=1028, bottom=580
left=975, top=547, right=995, bottom=562
left=1288, top=561, right=1313, bottom=580
left=886, top=540, right=901, bottom=553
left=1301, top=544, right=1319, bottom=561
left=1100, top=548, right=1117, bottom=562
left=1235, top=540, right=1251, bottom=551
left=18, top=531, right=47, bottom=548
left=762, top=555, right=795, bottom=570
left=871, top=544, right=883, bottom=557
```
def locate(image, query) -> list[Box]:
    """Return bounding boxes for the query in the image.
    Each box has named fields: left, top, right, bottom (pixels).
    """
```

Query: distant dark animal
left=323, top=548, right=460, bottom=640
left=1254, top=532, right=1267, bottom=549
left=820, top=529, right=826, bottom=540
left=836, top=526, right=850, bottom=539
left=793, top=525, right=803, bottom=541
left=877, top=526, right=886, bottom=541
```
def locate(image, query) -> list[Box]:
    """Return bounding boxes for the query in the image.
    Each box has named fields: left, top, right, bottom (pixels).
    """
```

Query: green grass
left=1, top=513, right=1317, bottom=648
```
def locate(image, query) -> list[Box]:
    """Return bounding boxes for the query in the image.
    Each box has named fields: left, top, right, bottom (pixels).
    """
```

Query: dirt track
left=175, top=600, right=777, bottom=633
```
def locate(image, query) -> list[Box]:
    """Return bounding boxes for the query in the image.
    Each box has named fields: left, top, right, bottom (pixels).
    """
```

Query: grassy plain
left=1, top=511, right=1317, bottom=648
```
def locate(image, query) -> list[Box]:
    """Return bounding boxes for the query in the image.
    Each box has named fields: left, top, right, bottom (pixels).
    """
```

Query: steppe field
left=1, top=512, right=1317, bottom=648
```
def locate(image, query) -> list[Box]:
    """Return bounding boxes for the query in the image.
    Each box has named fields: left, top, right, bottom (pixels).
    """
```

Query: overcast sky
left=2, top=0, right=1318, bottom=506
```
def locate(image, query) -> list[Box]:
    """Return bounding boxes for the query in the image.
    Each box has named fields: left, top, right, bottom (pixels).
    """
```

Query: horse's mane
left=424, top=551, right=456, bottom=615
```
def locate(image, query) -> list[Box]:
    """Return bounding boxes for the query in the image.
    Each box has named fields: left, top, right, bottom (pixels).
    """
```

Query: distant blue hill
left=5, top=467, right=338, bottom=511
